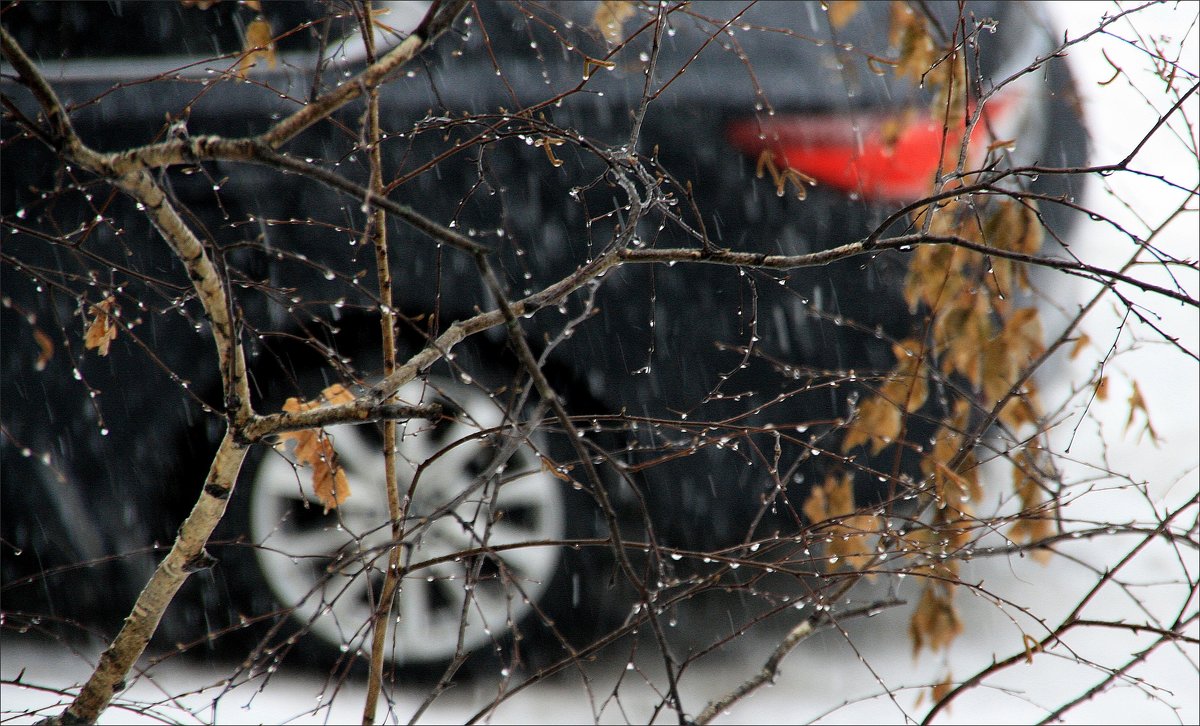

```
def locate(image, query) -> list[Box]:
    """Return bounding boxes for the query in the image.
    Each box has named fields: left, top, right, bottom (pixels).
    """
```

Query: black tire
left=210, top=329, right=629, bottom=677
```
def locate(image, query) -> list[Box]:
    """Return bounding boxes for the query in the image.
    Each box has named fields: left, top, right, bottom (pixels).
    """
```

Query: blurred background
left=2, top=1, right=1196, bottom=723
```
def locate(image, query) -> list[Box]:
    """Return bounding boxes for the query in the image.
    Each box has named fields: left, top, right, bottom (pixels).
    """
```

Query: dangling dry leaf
left=84, top=296, right=119, bottom=357
left=537, top=136, right=566, bottom=167
left=319, top=382, right=356, bottom=405
left=842, top=395, right=902, bottom=455
left=1069, top=332, right=1091, bottom=360
left=903, top=241, right=971, bottom=312
left=237, top=16, right=276, bottom=78
left=33, top=328, right=54, bottom=371
left=593, top=0, right=635, bottom=46
left=1124, top=380, right=1159, bottom=443
left=1009, top=447, right=1055, bottom=563
left=803, top=473, right=881, bottom=572
left=980, top=338, right=1015, bottom=407
left=985, top=198, right=1043, bottom=257
left=991, top=201, right=1042, bottom=294
left=933, top=291, right=993, bottom=386
left=889, top=1, right=936, bottom=85
left=921, top=401, right=982, bottom=508
left=276, top=383, right=357, bottom=511
left=931, top=672, right=955, bottom=705
left=825, top=1, right=860, bottom=30
left=923, top=433, right=980, bottom=508
left=880, top=340, right=929, bottom=412
left=909, top=582, right=963, bottom=655
left=829, top=512, right=883, bottom=572
left=309, top=434, right=350, bottom=511
left=878, top=108, right=915, bottom=150
left=976, top=307, right=1044, bottom=429
left=803, top=472, right=856, bottom=523
left=1022, top=633, right=1043, bottom=664
left=886, top=0, right=909, bottom=48
left=279, top=383, right=355, bottom=417
left=1004, top=307, right=1046, bottom=363
left=974, top=308, right=1042, bottom=429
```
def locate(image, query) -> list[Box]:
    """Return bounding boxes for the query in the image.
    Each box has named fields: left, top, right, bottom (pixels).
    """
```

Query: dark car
left=1, top=1, right=1086, bottom=672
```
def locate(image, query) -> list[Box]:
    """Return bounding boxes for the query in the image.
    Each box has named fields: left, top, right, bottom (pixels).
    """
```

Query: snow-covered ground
left=3, top=2, right=1196, bottom=724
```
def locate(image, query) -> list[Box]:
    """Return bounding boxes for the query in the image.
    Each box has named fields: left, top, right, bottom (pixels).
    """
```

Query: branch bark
left=360, top=3, right=404, bottom=721
left=48, top=434, right=248, bottom=724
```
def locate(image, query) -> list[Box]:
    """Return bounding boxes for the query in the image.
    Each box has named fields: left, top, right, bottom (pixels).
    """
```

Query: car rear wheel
left=245, top=376, right=572, bottom=667
left=207, top=331, right=631, bottom=675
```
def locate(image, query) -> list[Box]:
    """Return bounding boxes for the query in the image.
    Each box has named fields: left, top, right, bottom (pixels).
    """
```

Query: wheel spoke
left=267, top=523, right=348, bottom=559
left=494, top=471, right=559, bottom=512
left=254, top=454, right=312, bottom=499
left=491, top=539, right=560, bottom=581
left=325, top=425, right=375, bottom=476
left=394, top=573, right=433, bottom=641
left=326, top=566, right=373, bottom=612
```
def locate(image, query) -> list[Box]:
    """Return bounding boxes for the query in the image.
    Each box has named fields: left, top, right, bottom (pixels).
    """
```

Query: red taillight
left=726, top=95, right=1016, bottom=202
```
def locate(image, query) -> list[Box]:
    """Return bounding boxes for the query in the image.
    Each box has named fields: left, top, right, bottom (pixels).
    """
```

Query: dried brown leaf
left=803, top=472, right=856, bottom=523
left=934, top=292, right=993, bottom=386
left=920, top=401, right=982, bottom=507
left=842, top=395, right=902, bottom=455
left=803, top=474, right=880, bottom=572
left=878, top=110, right=913, bottom=149
left=1124, top=380, right=1159, bottom=443
left=881, top=340, right=929, bottom=412
left=309, top=435, right=350, bottom=512
left=1069, top=332, right=1091, bottom=360
left=1022, top=633, right=1043, bottom=664
left=1009, top=447, right=1055, bottom=562
left=321, top=382, right=355, bottom=405
left=974, top=307, right=1044, bottom=429
left=828, top=513, right=883, bottom=571
left=237, top=16, right=276, bottom=78
left=33, top=329, right=54, bottom=371
left=289, top=428, right=323, bottom=469
left=593, top=0, right=635, bottom=46
left=903, top=199, right=985, bottom=310
left=909, top=583, right=963, bottom=655
left=931, top=673, right=955, bottom=705
left=825, top=1, right=860, bottom=30
left=985, top=198, right=1043, bottom=257
left=275, top=384, right=358, bottom=511
left=84, top=297, right=119, bottom=357
left=890, top=2, right=935, bottom=84
left=1005, top=307, right=1046, bottom=363
left=540, top=454, right=574, bottom=481
left=887, top=1, right=909, bottom=48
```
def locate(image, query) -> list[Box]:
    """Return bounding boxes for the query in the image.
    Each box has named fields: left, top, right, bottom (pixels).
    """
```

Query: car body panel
left=1, top=0, right=1086, bottom=650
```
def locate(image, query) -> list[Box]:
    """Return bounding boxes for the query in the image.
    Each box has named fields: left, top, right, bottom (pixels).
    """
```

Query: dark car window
left=5, top=1, right=353, bottom=61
